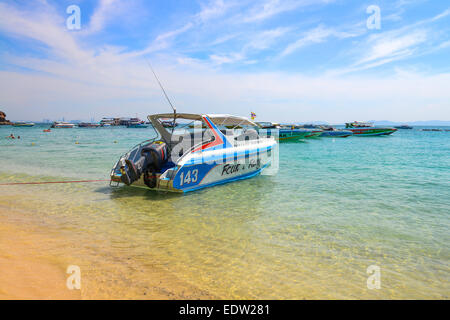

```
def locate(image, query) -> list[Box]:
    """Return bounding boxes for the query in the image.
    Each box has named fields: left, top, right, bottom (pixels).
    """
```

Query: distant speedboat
left=422, top=128, right=443, bottom=132
left=394, top=125, right=413, bottom=129
left=257, top=123, right=322, bottom=141
left=279, top=128, right=315, bottom=141
left=12, top=121, right=35, bottom=127
left=345, top=121, right=397, bottom=136
left=161, top=119, right=176, bottom=128
left=312, top=125, right=352, bottom=138
left=127, top=122, right=148, bottom=128
left=111, top=113, right=277, bottom=192
left=256, top=121, right=281, bottom=129
left=51, top=122, right=75, bottom=128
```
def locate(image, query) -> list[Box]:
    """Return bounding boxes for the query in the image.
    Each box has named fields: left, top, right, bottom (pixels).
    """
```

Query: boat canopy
left=207, top=114, right=258, bottom=127
left=148, top=113, right=257, bottom=127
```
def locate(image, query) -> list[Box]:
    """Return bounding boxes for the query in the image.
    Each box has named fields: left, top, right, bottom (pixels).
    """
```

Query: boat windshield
left=147, top=113, right=265, bottom=160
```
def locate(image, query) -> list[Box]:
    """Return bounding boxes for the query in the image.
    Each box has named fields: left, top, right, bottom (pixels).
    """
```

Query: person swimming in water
left=7, top=133, right=15, bottom=139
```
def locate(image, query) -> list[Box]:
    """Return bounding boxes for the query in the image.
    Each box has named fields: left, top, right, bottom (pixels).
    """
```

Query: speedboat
left=345, top=121, right=396, bottom=136
left=257, top=122, right=317, bottom=142
left=161, top=119, right=177, bottom=128
left=51, top=122, right=75, bottom=128
left=316, top=125, right=353, bottom=138
left=319, top=130, right=353, bottom=137
left=110, top=113, right=277, bottom=192
left=279, top=128, right=312, bottom=141
left=256, top=121, right=280, bottom=129
left=12, top=121, right=35, bottom=127
left=394, top=125, right=413, bottom=129
left=127, top=122, right=149, bottom=128
left=291, top=125, right=323, bottom=138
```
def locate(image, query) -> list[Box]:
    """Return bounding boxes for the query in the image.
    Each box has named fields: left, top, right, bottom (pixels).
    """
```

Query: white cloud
left=247, top=27, right=291, bottom=50
left=155, top=23, right=194, bottom=42
left=86, top=0, right=120, bottom=34
left=280, top=25, right=358, bottom=57
left=206, top=27, right=290, bottom=65
left=196, top=0, right=233, bottom=22
left=0, top=2, right=90, bottom=63
left=2, top=63, right=450, bottom=122
left=209, top=53, right=244, bottom=65
left=430, top=8, right=450, bottom=21
left=329, top=7, right=450, bottom=74
left=355, top=29, right=428, bottom=66
left=241, top=0, right=336, bottom=23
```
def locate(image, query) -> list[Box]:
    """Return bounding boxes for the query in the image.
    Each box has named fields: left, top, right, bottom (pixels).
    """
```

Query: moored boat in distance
left=422, top=128, right=444, bottom=132
left=317, top=126, right=353, bottom=137
left=256, top=122, right=322, bottom=141
left=394, top=125, right=413, bottom=129
left=78, top=122, right=100, bottom=128
left=161, top=119, right=177, bottom=128
left=100, top=118, right=116, bottom=127
left=345, top=121, right=397, bottom=136
left=256, top=121, right=280, bottom=129
left=294, top=125, right=323, bottom=138
left=280, top=128, right=316, bottom=141
left=111, top=113, right=277, bottom=192
left=304, top=129, right=323, bottom=138
left=12, top=121, right=35, bottom=127
left=127, top=121, right=148, bottom=128
left=51, top=121, right=75, bottom=128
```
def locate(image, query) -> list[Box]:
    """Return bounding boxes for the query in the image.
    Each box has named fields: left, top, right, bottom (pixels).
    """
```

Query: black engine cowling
left=121, top=141, right=168, bottom=186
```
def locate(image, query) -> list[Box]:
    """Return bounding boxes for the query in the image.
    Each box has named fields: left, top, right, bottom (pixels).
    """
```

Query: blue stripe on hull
left=354, top=132, right=395, bottom=136
left=180, top=163, right=269, bottom=192
left=184, top=146, right=273, bottom=165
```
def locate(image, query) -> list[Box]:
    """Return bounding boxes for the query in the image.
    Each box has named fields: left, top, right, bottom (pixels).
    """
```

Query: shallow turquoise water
left=0, top=124, right=449, bottom=299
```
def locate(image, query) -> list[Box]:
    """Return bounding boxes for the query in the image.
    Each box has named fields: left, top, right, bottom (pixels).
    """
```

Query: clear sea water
left=0, top=124, right=449, bottom=299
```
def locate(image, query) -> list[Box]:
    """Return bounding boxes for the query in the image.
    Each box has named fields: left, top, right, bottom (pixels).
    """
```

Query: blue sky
left=0, top=0, right=449, bottom=123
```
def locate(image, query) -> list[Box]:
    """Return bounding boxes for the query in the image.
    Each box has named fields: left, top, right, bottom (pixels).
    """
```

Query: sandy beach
left=0, top=221, right=80, bottom=299
left=0, top=207, right=214, bottom=300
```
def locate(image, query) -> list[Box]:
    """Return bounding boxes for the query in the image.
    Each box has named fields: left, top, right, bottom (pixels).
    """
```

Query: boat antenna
left=144, top=57, right=177, bottom=119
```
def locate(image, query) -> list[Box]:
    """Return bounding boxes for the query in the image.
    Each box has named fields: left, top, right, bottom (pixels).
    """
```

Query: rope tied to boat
left=0, top=179, right=109, bottom=186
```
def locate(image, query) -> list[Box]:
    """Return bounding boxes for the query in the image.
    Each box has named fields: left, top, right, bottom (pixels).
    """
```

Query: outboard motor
left=120, top=141, right=169, bottom=187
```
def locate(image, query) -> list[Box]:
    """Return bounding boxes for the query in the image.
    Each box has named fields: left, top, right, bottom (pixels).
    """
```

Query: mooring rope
left=0, top=179, right=110, bottom=186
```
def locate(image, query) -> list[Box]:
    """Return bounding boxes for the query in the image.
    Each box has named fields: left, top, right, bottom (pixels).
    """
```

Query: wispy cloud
left=280, top=24, right=359, bottom=57
left=0, top=1, right=89, bottom=63
left=196, top=0, right=234, bottom=22
left=248, top=27, right=291, bottom=50
left=207, top=27, right=290, bottom=65
left=209, top=53, right=245, bottom=65
left=355, top=29, right=428, bottom=66
left=86, top=0, right=120, bottom=34
left=328, top=7, right=450, bottom=75
left=242, top=0, right=333, bottom=23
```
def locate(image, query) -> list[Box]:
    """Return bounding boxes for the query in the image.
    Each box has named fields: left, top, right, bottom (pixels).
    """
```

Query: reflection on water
left=0, top=125, right=449, bottom=298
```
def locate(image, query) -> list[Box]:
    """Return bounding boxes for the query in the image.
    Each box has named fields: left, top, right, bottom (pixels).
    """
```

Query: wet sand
left=0, top=222, right=80, bottom=299
left=0, top=211, right=214, bottom=300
